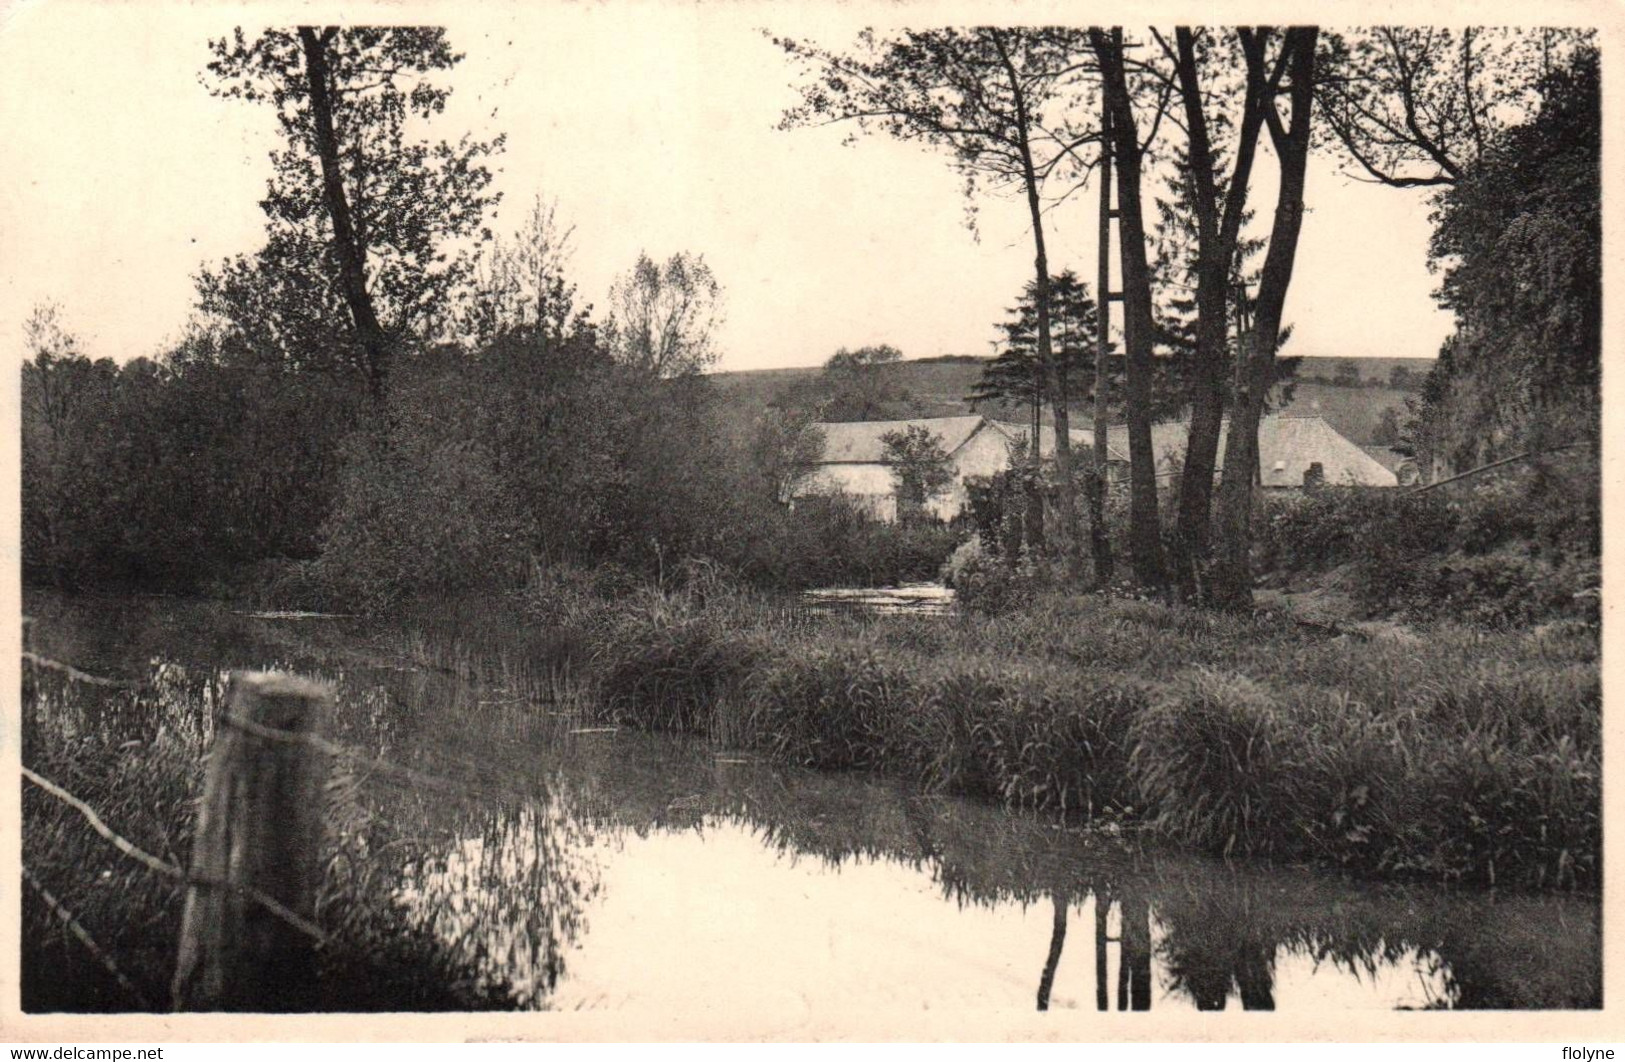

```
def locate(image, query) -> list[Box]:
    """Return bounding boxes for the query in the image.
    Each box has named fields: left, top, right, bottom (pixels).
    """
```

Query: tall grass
left=21, top=659, right=538, bottom=1012
left=479, top=573, right=1599, bottom=891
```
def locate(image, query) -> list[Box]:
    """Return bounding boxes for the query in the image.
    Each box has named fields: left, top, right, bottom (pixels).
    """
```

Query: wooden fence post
left=172, top=671, right=331, bottom=1012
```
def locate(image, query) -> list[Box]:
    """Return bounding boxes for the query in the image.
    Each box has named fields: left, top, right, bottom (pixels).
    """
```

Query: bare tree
left=607, top=252, right=724, bottom=378
left=469, top=194, right=581, bottom=344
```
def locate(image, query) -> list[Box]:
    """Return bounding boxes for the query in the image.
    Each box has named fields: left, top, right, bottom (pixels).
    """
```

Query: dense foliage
left=1254, top=461, right=1599, bottom=626
left=1408, top=48, right=1600, bottom=473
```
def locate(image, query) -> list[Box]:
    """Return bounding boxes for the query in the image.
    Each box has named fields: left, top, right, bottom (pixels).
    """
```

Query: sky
left=0, top=2, right=1460, bottom=374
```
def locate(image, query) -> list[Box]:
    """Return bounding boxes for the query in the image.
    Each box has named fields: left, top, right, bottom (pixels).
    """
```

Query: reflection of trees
left=1154, top=874, right=1277, bottom=1010
left=1116, top=892, right=1153, bottom=1011
left=697, top=772, right=1596, bottom=1012
left=1078, top=888, right=1152, bottom=1012
left=393, top=795, right=601, bottom=1008
left=1037, top=894, right=1066, bottom=1011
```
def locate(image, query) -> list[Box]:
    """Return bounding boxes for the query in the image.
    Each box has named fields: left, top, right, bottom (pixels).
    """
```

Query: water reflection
left=23, top=595, right=1602, bottom=1013
left=399, top=799, right=602, bottom=1007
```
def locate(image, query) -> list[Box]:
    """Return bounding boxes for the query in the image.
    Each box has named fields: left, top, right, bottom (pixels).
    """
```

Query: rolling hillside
left=710, top=354, right=1431, bottom=447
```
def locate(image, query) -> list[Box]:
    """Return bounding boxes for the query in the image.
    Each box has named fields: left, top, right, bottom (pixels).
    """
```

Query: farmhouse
left=796, top=415, right=1121, bottom=522
left=796, top=412, right=1396, bottom=523
left=1104, top=414, right=1399, bottom=489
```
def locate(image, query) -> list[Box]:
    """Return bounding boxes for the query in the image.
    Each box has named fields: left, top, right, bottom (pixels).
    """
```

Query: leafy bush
left=1399, top=551, right=1599, bottom=626
left=938, top=533, right=987, bottom=590
left=942, top=533, right=1045, bottom=614
left=1254, top=473, right=1598, bottom=625
left=314, top=429, right=528, bottom=612
left=736, top=493, right=960, bottom=590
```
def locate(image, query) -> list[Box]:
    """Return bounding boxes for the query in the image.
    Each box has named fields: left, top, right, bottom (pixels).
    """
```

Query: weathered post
left=173, top=671, right=331, bottom=1012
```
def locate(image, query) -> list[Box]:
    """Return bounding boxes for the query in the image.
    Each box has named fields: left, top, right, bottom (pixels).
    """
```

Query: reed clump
left=507, top=575, right=1598, bottom=891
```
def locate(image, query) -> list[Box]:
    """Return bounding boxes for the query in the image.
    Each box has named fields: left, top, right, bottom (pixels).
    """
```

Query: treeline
left=20, top=294, right=954, bottom=604
left=779, top=27, right=1600, bottom=606
left=20, top=26, right=1603, bottom=614
left=21, top=28, right=949, bottom=604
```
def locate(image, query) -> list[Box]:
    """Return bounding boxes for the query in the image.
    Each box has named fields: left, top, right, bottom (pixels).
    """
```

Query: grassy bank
left=435, top=575, right=1600, bottom=891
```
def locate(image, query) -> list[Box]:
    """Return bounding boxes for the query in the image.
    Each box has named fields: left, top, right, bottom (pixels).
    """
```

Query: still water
left=23, top=594, right=1601, bottom=1012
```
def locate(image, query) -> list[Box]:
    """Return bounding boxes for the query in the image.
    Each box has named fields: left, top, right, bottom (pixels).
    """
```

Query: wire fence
left=20, top=644, right=570, bottom=1010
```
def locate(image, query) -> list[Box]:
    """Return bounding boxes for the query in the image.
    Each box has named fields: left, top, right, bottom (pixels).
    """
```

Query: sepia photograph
left=1, top=0, right=1611, bottom=1041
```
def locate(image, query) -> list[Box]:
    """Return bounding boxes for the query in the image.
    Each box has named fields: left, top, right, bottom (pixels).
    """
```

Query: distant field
left=709, top=353, right=1430, bottom=446
left=1274, top=381, right=1412, bottom=446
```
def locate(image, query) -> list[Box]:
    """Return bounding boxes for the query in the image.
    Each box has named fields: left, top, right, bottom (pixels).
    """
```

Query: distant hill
left=709, top=353, right=1433, bottom=447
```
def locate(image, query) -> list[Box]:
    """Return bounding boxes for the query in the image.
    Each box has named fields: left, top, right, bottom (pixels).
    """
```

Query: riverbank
left=410, top=576, right=1599, bottom=892
left=20, top=588, right=1599, bottom=1013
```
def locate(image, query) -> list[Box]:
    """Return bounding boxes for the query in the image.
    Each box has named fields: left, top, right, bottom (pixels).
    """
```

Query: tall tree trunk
left=1169, top=27, right=1266, bottom=600
left=298, top=27, right=390, bottom=401
left=1211, top=28, right=1319, bottom=611
left=995, top=31, right=1081, bottom=579
left=1026, top=319, right=1046, bottom=559
left=1092, top=27, right=1165, bottom=590
left=1090, top=94, right=1115, bottom=586
left=1169, top=29, right=1225, bottom=597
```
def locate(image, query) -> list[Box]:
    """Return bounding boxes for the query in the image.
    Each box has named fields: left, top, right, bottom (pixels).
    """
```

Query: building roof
left=812, top=415, right=989, bottom=464
left=1106, top=415, right=1399, bottom=488
left=990, top=421, right=1131, bottom=464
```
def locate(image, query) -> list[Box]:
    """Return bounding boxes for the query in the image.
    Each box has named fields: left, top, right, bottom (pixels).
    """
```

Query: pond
left=799, top=582, right=955, bottom=617
left=21, top=593, right=1601, bottom=1013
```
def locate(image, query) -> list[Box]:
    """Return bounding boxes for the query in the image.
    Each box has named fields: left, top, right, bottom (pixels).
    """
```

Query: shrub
left=1253, top=475, right=1599, bottom=626
left=314, top=430, right=527, bottom=612
left=938, top=534, right=988, bottom=590
left=1401, top=552, right=1599, bottom=626
left=732, top=493, right=961, bottom=591
left=946, top=535, right=1046, bottom=615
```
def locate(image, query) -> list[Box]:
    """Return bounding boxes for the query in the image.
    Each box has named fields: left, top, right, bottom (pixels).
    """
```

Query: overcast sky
left=0, top=2, right=1461, bottom=373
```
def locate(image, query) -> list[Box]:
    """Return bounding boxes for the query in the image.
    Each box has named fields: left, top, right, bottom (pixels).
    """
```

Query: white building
left=793, top=413, right=1397, bottom=524
left=1105, top=414, right=1399, bottom=489
left=796, top=415, right=1121, bottom=522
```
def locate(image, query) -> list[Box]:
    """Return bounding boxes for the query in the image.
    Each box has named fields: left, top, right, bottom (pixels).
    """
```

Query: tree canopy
left=1416, top=46, right=1599, bottom=469
left=199, top=27, right=503, bottom=386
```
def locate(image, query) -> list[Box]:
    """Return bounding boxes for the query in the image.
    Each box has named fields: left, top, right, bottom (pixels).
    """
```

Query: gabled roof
left=1258, top=417, right=1398, bottom=486
left=812, top=415, right=989, bottom=464
left=992, top=421, right=1131, bottom=463
left=1106, top=415, right=1399, bottom=487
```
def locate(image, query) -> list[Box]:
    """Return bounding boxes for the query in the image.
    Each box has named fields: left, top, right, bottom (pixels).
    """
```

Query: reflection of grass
left=436, top=578, right=1600, bottom=892
left=682, top=763, right=1600, bottom=1010
left=21, top=588, right=1600, bottom=1013
left=20, top=638, right=573, bottom=1013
